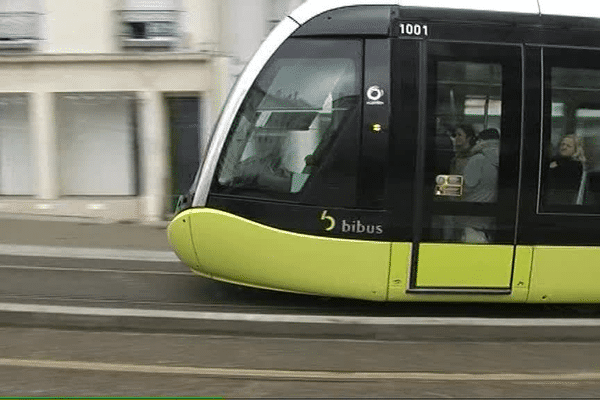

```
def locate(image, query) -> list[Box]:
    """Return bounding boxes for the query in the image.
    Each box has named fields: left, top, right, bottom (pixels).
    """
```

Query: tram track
left=0, top=263, right=191, bottom=276
left=0, top=252, right=597, bottom=318
left=0, top=249, right=599, bottom=342
left=3, top=357, right=600, bottom=382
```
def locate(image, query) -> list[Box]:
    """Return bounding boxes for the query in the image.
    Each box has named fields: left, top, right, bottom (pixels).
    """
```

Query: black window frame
left=418, top=41, right=523, bottom=245
left=538, top=46, right=600, bottom=216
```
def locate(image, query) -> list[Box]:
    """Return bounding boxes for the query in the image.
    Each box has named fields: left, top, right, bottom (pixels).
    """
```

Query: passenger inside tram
left=451, top=127, right=500, bottom=243
left=461, top=127, right=500, bottom=203
left=545, top=134, right=585, bottom=205
left=449, top=124, right=478, bottom=177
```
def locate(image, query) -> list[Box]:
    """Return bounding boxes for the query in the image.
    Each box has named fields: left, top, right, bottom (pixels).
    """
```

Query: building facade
left=0, top=0, right=304, bottom=222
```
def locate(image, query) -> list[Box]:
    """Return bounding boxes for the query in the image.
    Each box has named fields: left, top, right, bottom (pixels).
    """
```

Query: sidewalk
left=0, top=213, right=172, bottom=251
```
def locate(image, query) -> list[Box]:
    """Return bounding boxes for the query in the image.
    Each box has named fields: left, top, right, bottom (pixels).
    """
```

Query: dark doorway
left=167, top=96, right=201, bottom=213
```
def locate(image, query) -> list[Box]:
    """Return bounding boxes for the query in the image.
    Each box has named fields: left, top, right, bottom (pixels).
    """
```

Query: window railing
left=119, top=10, right=180, bottom=49
left=0, top=12, right=41, bottom=50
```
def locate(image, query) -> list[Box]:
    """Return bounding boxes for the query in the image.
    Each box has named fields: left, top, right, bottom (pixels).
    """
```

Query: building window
left=56, top=93, right=138, bottom=196
left=0, top=0, right=43, bottom=50
left=119, top=0, right=181, bottom=50
left=0, top=94, right=32, bottom=195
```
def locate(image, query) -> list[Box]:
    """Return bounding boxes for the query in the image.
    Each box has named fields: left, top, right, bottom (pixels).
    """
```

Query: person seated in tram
left=233, top=134, right=292, bottom=193
left=545, top=134, right=585, bottom=205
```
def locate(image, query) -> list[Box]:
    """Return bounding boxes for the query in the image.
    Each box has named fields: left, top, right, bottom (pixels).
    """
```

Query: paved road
left=2, top=214, right=600, bottom=397
left=2, top=327, right=600, bottom=397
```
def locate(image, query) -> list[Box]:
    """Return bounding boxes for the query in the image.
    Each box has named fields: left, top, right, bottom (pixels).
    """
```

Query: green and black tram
left=168, top=0, right=600, bottom=303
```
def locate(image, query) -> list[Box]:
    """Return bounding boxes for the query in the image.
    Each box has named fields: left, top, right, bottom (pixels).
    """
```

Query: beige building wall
left=45, top=0, right=115, bottom=53
left=0, top=0, right=307, bottom=222
left=0, top=55, right=213, bottom=222
left=0, top=56, right=211, bottom=93
left=0, top=0, right=222, bottom=222
left=44, top=0, right=222, bottom=54
left=183, top=0, right=220, bottom=52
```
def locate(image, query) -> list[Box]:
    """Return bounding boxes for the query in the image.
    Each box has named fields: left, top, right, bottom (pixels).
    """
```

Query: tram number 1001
left=399, top=23, right=429, bottom=37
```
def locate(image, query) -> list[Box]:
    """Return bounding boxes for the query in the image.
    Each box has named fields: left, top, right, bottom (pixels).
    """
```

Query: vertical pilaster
left=140, top=91, right=167, bottom=222
left=31, top=92, right=58, bottom=200
left=203, top=56, right=230, bottom=159
left=222, top=0, right=268, bottom=88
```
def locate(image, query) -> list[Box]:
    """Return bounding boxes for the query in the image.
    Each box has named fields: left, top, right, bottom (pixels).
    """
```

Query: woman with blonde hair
left=546, top=134, right=585, bottom=205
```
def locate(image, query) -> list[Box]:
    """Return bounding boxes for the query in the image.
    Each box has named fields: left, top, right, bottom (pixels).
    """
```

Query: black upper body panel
left=291, top=5, right=396, bottom=37
left=292, top=4, right=600, bottom=49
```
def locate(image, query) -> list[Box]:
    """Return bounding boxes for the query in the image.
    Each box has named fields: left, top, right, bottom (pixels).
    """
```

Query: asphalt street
left=2, top=327, right=600, bottom=397
left=1, top=214, right=600, bottom=397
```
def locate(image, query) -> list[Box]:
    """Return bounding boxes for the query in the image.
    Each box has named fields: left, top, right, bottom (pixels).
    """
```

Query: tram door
left=395, top=40, right=522, bottom=291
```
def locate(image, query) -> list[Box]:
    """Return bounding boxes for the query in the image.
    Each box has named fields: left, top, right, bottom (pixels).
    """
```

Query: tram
left=168, top=0, right=600, bottom=303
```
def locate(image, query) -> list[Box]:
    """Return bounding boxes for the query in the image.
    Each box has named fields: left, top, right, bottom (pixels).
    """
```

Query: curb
left=0, top=212, right=170, bottom=229
left=2, top=303, right=600, bottom=341
left=0, top=244, right=179, bottom=262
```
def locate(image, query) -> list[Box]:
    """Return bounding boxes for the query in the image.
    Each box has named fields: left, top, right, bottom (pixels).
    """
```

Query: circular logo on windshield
left=367, top=86, right=385, bottom=105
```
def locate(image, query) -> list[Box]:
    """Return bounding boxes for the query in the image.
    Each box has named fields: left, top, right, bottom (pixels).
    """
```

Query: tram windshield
left=214, top=39, right=362, bottom=202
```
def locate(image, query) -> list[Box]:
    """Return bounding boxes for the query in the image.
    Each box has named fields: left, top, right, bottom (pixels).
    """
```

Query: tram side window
left=541, top=66, right=600, bottom=209
left=214, top=39, right=362, bottom=205
left=433, top=62, right=502, bottom=204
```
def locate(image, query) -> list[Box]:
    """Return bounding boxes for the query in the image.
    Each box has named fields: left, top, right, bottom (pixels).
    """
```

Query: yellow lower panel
left=184, top=209, right=391, bottom=301
left=416, top=243, right=514, bottom=288
left=529, top=247, right=600, bottom=303
left=388, top=244, right=531, bottom=302
left=167, top=210, right=199, bottom=268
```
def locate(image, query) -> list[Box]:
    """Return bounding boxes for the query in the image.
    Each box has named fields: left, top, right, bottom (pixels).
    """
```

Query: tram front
left=168, top=2, right=396, bottom=300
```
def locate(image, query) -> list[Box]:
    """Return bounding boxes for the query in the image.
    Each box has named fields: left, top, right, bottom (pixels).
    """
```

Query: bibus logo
left=320, top=211, right=383, bottom=235
left=341, top=220, right=384, bottom=235
left=320, top=210, right=336, bottom=232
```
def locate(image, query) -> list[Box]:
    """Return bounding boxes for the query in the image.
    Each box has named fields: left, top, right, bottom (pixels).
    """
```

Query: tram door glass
left=213, top=39, right=362, bottom=207
left=431, top=61, right=502, bottom=243
left=412, top=43, right=521, bottom=290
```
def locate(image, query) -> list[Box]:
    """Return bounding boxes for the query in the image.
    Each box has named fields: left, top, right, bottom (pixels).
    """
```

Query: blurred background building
left=0, top=0, right=304, bottom=222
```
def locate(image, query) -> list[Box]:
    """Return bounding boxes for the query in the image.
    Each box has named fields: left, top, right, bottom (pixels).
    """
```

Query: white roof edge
left=289, top=0, right=400, bottom=25
left=292, top=0, right=600, bottom=22
left=289, top=0, right=562, bottom=26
